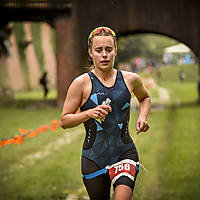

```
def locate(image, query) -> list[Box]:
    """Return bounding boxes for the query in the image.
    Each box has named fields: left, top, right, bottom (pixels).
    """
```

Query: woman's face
left=89, top=35, right=117, bottom=71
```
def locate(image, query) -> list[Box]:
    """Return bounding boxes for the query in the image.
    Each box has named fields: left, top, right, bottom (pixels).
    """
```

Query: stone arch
left=117, top=30, right=197, bottom=56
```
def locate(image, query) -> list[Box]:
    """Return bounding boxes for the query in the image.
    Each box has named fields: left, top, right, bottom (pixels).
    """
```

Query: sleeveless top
left=80, top=70, right=136, bottom=168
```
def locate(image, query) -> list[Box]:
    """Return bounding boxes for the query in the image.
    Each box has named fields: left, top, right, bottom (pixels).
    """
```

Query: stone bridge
left=0, top=0, right=200, bottom=104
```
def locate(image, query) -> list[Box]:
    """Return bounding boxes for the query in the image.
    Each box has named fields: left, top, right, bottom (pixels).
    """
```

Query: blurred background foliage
left=0, top=22, right=197, bottom=99
left=117, top=33, right=178, bottom=63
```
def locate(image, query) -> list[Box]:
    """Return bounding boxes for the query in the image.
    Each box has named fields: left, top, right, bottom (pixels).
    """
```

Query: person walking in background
left=179, top=69, right=186, bottom=82
left=60, top=27, right=151, bottom=200
left=156, top=66, right=162, bottom=84
left=39, top=71, right=48, bottom=98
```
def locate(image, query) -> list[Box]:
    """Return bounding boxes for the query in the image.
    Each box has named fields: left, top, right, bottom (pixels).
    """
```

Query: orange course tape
left=0, top=120, right=61, bottom=148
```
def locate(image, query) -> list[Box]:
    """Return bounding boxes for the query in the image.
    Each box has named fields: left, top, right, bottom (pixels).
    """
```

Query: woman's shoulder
left=72, top=72, right=90, bottom=86
left=120, top=70, right=140, bottom=81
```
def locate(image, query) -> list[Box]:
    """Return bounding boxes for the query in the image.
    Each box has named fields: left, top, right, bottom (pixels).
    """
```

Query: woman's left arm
left=132, top=74, right=151, bottom=134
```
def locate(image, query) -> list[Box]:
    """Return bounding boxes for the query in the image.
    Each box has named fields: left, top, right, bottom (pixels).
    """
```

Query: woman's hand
left=136, top=119, right=150, bottom=134
left=88, top=105, right=112, bottom=121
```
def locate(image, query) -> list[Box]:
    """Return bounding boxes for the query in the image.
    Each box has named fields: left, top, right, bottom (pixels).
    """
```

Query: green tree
left=117, top=33, right=178, bottom=63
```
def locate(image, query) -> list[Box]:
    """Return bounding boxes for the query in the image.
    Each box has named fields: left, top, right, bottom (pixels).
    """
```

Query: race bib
left=106, top=159, right=138, bottom=184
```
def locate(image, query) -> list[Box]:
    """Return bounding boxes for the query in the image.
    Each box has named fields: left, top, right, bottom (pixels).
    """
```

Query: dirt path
left=131, top=78, right=170, bottom=108
left=20, top=129, right=82, bottom=166
left=154, top=84, right=170, bottom=104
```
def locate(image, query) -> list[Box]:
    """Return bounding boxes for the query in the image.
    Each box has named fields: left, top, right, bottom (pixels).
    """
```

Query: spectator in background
left=39, top=72, right=48, bottom=98
left=156, top=67, right=162, bottom=84
left=131, top=60, right=137, bottom=72
left=147, top=62, right=154, bottom=76
left=151, top=59, right=157, bottom=68
left=179, top=70, right=186, bottom=82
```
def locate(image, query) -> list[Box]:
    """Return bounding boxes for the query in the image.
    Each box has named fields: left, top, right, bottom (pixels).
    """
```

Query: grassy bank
left=0, top=106, right=85, bottom=200
left=132, top=104, right=200, bottom=200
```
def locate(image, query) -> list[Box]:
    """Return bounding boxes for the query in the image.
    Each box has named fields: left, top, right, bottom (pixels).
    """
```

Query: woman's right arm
left=60, top=76, right=90, bottom=129
left=60, top=76, right=111, bottom=129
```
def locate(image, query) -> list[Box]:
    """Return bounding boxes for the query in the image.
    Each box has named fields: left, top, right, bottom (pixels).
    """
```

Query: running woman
left=61, top=26, right=151, bottom=200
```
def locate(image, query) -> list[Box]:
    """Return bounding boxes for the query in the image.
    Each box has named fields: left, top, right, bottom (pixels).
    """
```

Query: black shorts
left=81, top=148, right=139, bottom=200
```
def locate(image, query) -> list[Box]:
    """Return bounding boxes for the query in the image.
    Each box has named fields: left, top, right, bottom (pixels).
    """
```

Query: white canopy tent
left=164, top=43, right=191, bottom=54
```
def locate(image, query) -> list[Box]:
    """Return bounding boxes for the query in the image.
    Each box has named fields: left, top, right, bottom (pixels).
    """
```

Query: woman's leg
left=113, top=148, right=139, bottom=200
left=82, top=156, right=111, bottom=200
left=114, top=185, right=132, bottom=200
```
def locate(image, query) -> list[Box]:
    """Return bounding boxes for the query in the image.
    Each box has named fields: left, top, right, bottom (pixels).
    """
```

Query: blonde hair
left=88, top=26, right=117, bottom=51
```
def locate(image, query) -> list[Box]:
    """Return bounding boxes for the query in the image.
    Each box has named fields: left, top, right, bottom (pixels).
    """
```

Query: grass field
left=0, top=64, right=200, bottom=200
left=132, top=104, right=200, bottom=200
